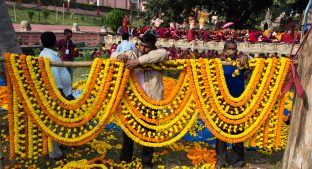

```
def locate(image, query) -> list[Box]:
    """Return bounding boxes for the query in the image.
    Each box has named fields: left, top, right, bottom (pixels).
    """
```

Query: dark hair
left=223, top=40, right=237, bottom=50
left=64, top=29, right=72, bottom=35
left=41, top=32, right=56, bottom=48
left=140, top=33, right=157, bottom=47
left=121, top=32, right=130, bottom=40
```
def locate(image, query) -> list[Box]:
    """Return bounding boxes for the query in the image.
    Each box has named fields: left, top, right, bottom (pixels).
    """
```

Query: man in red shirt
left=57, top=29, right=77, bottom=80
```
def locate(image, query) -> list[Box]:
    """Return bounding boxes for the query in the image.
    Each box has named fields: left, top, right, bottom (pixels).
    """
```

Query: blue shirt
left=115, top=40, right=136, bottom=52
left=0, top=77, right=5, bottom=86
left=223, top=66, right=245, bottom=97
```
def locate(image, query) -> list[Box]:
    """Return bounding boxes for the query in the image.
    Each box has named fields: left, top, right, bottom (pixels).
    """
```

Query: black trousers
left=119, top=132, right=154, bottom=167
left=216, top=139, right=244, bottom=166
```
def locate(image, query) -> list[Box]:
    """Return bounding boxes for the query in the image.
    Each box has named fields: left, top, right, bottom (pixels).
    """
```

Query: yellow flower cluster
left=4, top=53, right=291, bottom=159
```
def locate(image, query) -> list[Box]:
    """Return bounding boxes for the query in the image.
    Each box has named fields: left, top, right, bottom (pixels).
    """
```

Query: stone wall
left=16, top=31, right=101, bottom=47
left=104, top=35, right=299, bottom=55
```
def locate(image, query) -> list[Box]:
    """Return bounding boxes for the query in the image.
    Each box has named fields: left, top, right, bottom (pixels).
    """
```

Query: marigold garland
left=4, top=53, right=292, bottom=159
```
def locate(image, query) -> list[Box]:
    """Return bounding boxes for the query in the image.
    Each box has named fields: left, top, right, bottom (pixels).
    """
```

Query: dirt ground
left=0, top=109, right=283, bottom=169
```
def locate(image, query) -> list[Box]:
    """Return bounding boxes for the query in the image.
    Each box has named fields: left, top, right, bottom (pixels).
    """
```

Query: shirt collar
left=43, top=48, right=58, bottom=55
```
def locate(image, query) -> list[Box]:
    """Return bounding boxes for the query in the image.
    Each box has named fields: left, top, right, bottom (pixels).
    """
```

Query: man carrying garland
left=40, top=32, right=75, bottom=159
left=111, top=33, right=168, bottom=169
left=215, top=40, right=248, bottom=169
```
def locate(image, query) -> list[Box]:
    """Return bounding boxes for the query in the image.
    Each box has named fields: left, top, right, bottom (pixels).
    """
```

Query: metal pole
left=56, top=9, right=58, bottom=23
left=0, top=57, right=300, bottom=66
left=63, top=3, right=65, bottom=25
left=13, top=4, right=16, bottom=22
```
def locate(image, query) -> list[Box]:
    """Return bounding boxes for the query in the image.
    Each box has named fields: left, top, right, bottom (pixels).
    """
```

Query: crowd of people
left=117, top=25, right=301, bottom=44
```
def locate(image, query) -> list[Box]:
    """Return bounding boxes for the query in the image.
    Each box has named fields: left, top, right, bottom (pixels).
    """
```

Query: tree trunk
left=0, top=0, right=22, bottom=56
left=282, top=10, right=312, bottom=169
left=0, top=0, right=22, bottom=84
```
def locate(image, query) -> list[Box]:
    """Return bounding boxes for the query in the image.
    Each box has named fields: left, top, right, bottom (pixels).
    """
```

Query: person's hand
left=117, top=54, right=128, bottom=62
left=239, top=54, right=248, bottom=66
left=125, top=59, right=140, bottom=69
left=224, top=49, right=235, bottom=58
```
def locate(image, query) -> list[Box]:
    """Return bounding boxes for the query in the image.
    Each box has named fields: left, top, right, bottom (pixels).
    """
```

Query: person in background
left=57, top=29, right=78, bottom=81
left=40, top=31, right=75, bottom=159
left=91, top=48, right=101, bottom=59
left=111, top=33, right=168, bottom=169
left=115, top=32, right=136, bottom=52
left=215, top=40, right=248, bottom=169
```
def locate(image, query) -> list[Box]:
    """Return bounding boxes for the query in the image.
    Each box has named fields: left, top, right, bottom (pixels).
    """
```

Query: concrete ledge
left=105, top=35, right=299, bottom=55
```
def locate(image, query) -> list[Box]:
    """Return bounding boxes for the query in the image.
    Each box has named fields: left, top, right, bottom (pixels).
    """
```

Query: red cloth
left=281, top=32, right=294, bottom=43
left=157, top=28, right=165, bottom=38
left=186, top=29, right=194, bottom=42
left=142, top=26, right=150, bottom=34
left=248, top=31, right=259, bottom=43
left=203, top=30, right=210, bottom=42
left=122, top=16, right=129, bottom=26
left=122, top=25, right=128, bottom=34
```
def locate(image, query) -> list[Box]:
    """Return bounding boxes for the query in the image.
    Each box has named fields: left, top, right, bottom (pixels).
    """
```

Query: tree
left=103, top=9, right=125, bottom=32
left=282, top=9, right=312, bottom=169
left=27, top=10, right=35, bottom=22
left=203, top=0, right=275, bottom=29
left=42, top=10, right=50, bottom=23
left=0, top=0, right=22, bottom=64
left=143, top=0, right=205, bottom=26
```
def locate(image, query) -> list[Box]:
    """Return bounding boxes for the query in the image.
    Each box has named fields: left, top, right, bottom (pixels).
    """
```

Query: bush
left=26, top=10, right=35, bottom=22
left=42, top=11, right=50, bottom=22
left=104, top=9, right=125, bottom=32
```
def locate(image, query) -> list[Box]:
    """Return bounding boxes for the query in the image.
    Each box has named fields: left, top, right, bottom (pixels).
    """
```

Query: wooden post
left=282, top=9, right=312, bottom=169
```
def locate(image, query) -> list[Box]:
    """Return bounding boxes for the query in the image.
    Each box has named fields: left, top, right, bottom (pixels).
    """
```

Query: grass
left=8, top=5, right=145, bottom=27
left=8, top=5, right=104, bottom=26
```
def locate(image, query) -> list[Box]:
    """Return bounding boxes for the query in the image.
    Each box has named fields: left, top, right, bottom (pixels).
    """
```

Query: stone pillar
left=71, top=23, right=80, bottom=32
left=20, top=21, right=31, bottom=31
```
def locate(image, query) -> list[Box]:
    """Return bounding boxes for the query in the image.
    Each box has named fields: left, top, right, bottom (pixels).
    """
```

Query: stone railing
left=104, top=35, right=299, bottom=55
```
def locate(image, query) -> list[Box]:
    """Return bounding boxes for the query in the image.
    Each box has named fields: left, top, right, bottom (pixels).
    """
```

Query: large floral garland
left=4, top=53, right=291, bottom=160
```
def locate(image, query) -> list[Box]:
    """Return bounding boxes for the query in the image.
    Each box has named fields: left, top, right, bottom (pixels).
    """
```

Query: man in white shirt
left=40, top=32, right=73, bottom=99
left=39, top=32, right=74, bottom=159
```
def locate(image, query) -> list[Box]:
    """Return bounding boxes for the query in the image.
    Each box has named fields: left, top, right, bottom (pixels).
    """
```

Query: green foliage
left=104, top=9, right=125, bottom=32
left=42, top=11, right=50, bottom=22
left=143, top=0, right=200, bottom=25
left=143, top=0, right=308, bottom=29
left=26, top=10, right=35, bottom=21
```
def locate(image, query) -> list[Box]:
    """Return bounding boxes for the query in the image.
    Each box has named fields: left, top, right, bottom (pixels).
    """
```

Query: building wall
left=75, top=0, right=131, bottom=10
left=16, top=31, right=101, bottom=47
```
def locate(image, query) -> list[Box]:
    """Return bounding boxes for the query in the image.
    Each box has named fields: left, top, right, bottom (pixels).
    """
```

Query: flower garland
left=0, top=86, right=8, bottom=110
left=190, top=58, right=290, bottom=143
left=4, top=53, right=15, bottom=160
left=4, top=53, right=292, bottom=158
left=32, top=59, right=115, bottom=126
left=6, top=54, right=125, bottom=146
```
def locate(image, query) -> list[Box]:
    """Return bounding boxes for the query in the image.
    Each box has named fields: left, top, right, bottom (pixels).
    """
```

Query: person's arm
left=138, top=49, right=168, bottom=64
left=115, top=44, right=121, bottom=52
left=130, top=43, right=136, bottom=51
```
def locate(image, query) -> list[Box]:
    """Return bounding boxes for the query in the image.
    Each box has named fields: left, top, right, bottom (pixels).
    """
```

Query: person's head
left=64, top=29, right=72, bottom=40
left=121, top=32, right=130, bottom=40
left=223, top=40, right=238, bottom=56
left=41, top=31, right=57, bottom=49
left=139, top=33, right=157, bottom=54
